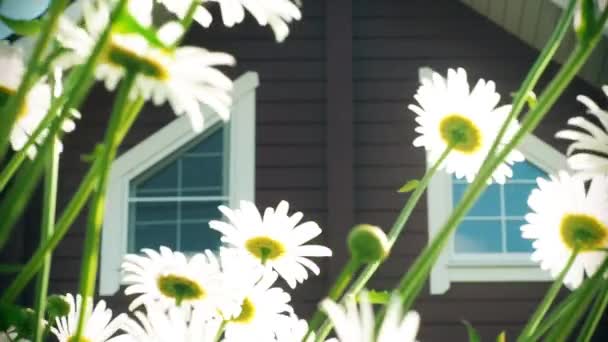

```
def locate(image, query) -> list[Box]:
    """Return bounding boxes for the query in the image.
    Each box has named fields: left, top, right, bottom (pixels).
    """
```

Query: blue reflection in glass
left=506, top=219, right=533, bottom=252
left=504, top=183, right=535, bottom=217
left=511, top=161, right=546, bottom=181
left=453, top=181, right=501, bottom=216
left=454, top=220, right=502, bottom=253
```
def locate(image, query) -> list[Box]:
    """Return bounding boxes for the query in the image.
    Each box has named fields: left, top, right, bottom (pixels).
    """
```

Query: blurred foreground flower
left=409, top=67, right=524, bottom=184
left=50, top=294, right=128, bottom=342
left=321, top=293, right=420, bottom=342
left=210, top=200, right=332, bottom=288
left=57, top=0, right=235, bottom=132
left=556, top=85, right=608, bottom=180
left=522, top=172, right=608, bottom=289
left=121, top=247, right=242, bottom=317
left=123, top=304, right=222, bottom=341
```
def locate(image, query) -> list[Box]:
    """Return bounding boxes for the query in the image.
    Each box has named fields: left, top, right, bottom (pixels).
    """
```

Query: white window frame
left=99, top=72, right=259, bottom=296
left=428, top=134, right=569, bottom=294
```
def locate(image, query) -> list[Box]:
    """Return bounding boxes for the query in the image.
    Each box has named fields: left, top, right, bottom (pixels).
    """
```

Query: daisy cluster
left=408, top=67, right=608, bottom=289
left=48, top=201, right=332, bottom=342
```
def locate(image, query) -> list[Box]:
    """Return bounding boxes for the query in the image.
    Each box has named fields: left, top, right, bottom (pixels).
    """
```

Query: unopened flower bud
left=47, top=294, right=70, bottom=319
left=348, top=224, right=390, bottom=263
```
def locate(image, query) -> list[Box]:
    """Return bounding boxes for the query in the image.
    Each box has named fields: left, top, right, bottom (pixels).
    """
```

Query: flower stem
left=305, top=258, right=360, bottom=339
left=214, top=320, right=227, bottom=342
left=0, top=98, right=142, bottom=305
left=73, top=71, right=137, bottom=340
left=576, top=282, right=608, bottom=342
left=32, top=139, right=60, bottom=342
left=0, top=0, right=69, bottom=160
left=517, top=250, right=578, bottom=341
left=313, top=146, right=452, bottom=341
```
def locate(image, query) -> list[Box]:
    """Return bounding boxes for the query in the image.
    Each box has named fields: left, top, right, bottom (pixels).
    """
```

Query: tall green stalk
left=73, top=71, right=137, bottom=340
left=32, top=139, right=60, bottom=342
left=312, top=146, right=452, bottom=342
left=517, top=251, right=578, bottom=341
left=576, top=282, right=608, bottom=342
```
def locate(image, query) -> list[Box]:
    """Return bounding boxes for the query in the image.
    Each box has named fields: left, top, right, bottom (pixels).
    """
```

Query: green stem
left=73, top=71, right=137, bottom=340
left=0, top=62, right=83, bottom=192
left=173, top=0, right=202, bottom=46
left=305, top=259, right=360, bottom=340
left=577, top=282, right=608, bottom=342
left=480, top=0, right=577, bottom=167
left=517, top=251, right=578, bottom=341
left=0, top=159, right=100, bottom=303
left=0, top=94, right=142, bottom=304
left=0, top=0, right=69, bottom=160
left=214, top=320, right=227, bottom=342
left=313, top=146, right=452, bottom=342
left=0, top=264, right=22, bottom=273
left=33, top=139, right=59, bottom=342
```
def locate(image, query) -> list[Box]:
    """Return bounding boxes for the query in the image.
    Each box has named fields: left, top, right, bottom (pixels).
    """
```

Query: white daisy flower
left=223, top=271, right=293, bottom=341
left=121, top=246, right=242, bottom=318
left=50, top=293, right=129, bottom=342
left=555, top=86, right=608, bottom=180
left=0, top=327, right=25, bottom=342
left=209, top=200, right=332, bottom=288
left=156, top=0, right=301, bottom=42
left=320, top=293, right=420, bottom=342
left=521, top=172, right=608, bottom=289
left=123, top=304, right=221, bottom=342
left=57, top=2, right=235, bottom=132
left=408, top=67, right=525, bottom=184
left=0, top=41, right=53, bottom=159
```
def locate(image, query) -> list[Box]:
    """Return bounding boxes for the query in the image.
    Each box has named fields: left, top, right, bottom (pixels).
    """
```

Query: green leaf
left=114, top=12, right=169, bottom=50
left=576, top=0, right=597, bottom=42
left=496, top=331, right=506, bottom=342
left=462, top=321, right=482, bottom=342
left=0, top=15, right=43, bottom=36
left=398, top=179, right=420, bottom=193
left=361, top=289, right=391, bottom=304
left=524, top=91, right=537, bottom=109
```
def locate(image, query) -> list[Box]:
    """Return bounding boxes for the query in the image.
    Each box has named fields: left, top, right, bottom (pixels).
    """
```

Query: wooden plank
left=504, top=0, right=526, bottom=35
left=519, top=0, right=543, bottom=45
left=326, top=0, right=354, bottom=278
left=488, top=0, right=506, bottom=24
left=534, top=1, right=560, bottom=47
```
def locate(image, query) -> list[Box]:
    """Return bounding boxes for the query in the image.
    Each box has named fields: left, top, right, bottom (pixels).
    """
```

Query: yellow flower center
left=439, top=114, right=482, bottom=153
left=68, top=336, right=91, bottom=342
left=560, top=214, right=608, bottom=251
left=245, top=236, right=286, bottom=262
left=157, top=274, right=206, bottom=306
left=106, top=42, right=170, bottom=80
left=231, top=297, right=256, bottom=324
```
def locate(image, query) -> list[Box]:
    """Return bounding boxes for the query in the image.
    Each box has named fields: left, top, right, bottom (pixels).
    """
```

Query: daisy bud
left=348, top=224, right=390, bottom=263
left=46, top=294, right=70, bottom=319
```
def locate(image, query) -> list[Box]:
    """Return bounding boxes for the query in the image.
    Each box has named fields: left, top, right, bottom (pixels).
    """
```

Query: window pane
left=504, top=183, right=535, bottom=217
left=188, top=128, right=223, bottom=154
left=511, top=161, right=546, bottom=181
left=133, top=201, right=178, bottom=223
left=134, top=223, right=177, bottom=251
left=181, top=201, right=223, bottom=221
left=454, top=219, right=502, bottom=253
left=181, top=155, right=223, bottom=196
left=506, top=219, right=533, bottom=252
left=453, top=183, right=501, bottom=217
left=181, top=223, right=222, bottom=252
left=133, top=161, right=179, bottom=197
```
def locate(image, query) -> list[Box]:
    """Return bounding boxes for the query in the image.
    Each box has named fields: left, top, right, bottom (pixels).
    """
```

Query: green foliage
left=359, top=289, right=391, bottom=304
left=462, top=321, right=481, bottom=342
left=0, top=15, right=42, bottom=36
left=114, top=13, right=170, bottom=50
left=496, top=331, right=506, bottom=342
left=46, top=294, right=70, bottom=320
left=398, top=179, right=419, bottom=193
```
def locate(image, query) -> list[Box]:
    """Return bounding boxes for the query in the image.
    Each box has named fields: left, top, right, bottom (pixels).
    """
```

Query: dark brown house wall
left=5, top=0, right=608, bottom=340
left=352, top=0, right=604, bottom=341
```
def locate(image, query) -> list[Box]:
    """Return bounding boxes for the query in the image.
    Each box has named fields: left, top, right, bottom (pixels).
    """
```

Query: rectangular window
left=127, top=127, right=227, bottom=253
left=451, top=161, right=545, bottom=257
